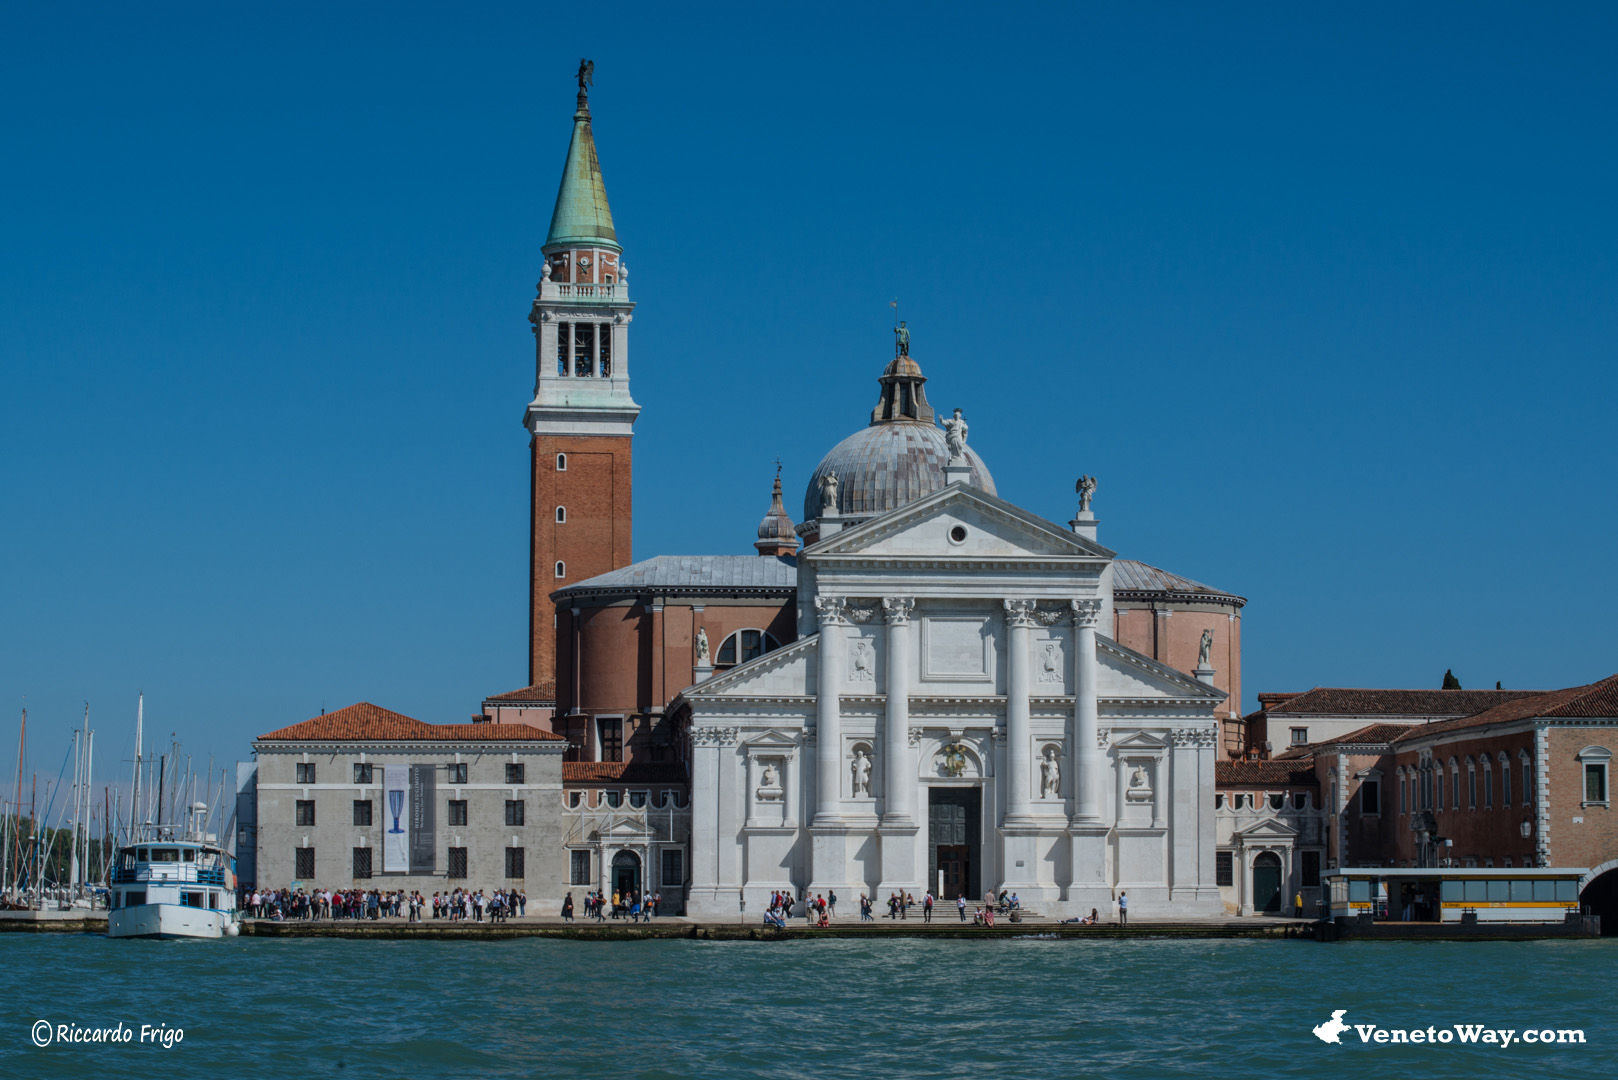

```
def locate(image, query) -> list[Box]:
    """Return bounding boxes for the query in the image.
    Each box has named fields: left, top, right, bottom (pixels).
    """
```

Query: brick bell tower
left=525, top=60, right=637, bottom=690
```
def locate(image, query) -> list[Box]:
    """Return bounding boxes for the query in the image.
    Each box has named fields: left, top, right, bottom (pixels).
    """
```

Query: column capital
left=1069, top=598, right=1103, bottom=628
left=814, top=595, right=849, bottom=627
left=1003, top=598, right=1038, bottom=628
left=881, top=596, right=915, bottom=624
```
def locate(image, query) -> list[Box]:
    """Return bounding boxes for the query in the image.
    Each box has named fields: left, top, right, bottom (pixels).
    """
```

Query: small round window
left=948, top=525, right=968, bottom=544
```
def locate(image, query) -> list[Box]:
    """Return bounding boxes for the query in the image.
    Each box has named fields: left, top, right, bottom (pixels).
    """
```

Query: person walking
left=923, top=892, right=934, bottom=922
left=828, top=889, right=837, bottom=920
left=1293, top=891, right=1303, bottom=919
left=1118, top=891, right=1128, bottom=926
left=957, top=895, right=967, bottom=921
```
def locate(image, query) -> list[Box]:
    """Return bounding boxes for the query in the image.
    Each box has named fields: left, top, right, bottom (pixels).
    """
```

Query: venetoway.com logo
left=1313, top=1010, right=1586, bottom=1048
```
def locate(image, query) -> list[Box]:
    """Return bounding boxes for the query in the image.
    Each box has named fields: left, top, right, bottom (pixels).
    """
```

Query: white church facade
left=673, top=355, right=1227, bottom=919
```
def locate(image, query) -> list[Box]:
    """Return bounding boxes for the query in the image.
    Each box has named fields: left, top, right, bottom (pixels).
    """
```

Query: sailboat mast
left=69, top=726, right=81, bottom=894
left=131, top=693, right=143, bottom=843
left=82, top=723, right=94, bottom=895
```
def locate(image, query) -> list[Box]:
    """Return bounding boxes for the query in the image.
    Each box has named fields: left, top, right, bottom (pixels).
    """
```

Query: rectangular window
left=574, top=321, right=594, bottom=376
left=1290, top=727, right=1308, bottom=745
left=570, top=850, right=592, bottom=886
left=352, top=799, right=372, bottom=826
left=352, top=847, right=372, bottom=879
left=557, top=321, right=569, bottom=376
left=448, top=848, right=468, bottom=879
left=353, top=762, right=372, bottom=784
left=599, top=322, right=612, bottom=377
left=1586, top=763, right=1608, bottom=804
left=599, top=718, right=623, bottom=763
left=1301, top=850, right=1321, bottom=887
left=1215, top=851, right=1234, bottom=887
left=295, top=800, right=316, bottom=826
left=505, top=847, right=525, bottom=879
left=505, top=763, right=526, bottom=784
left=1360, top=779, right=1380, bottom=815
left=448, top=762, right=468, bottom=785
left=448, top=799, right=468, bottom=826
left=505, top=799, right=525, bottom=827
left=661, top=849, right=684, bottom=888
left=294, top=848, right=315, bottom=879
left=296, top=762, right=316, bottom=784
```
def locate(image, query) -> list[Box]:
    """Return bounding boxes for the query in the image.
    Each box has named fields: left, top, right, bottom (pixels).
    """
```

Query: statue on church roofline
left=1197, top=628, right=1214, bottom=670
left=894, top=320, right=910, bottom=357
left=576, top=58, right=594, bottom=94
left=942, top=408, right=968, bottom=462
left=1076, top=474, right=1097, bottom=513
left=821, top=471, right=840, bottom=514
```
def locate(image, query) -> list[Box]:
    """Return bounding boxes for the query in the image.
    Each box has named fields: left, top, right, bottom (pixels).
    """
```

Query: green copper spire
left=545, top=60, right=619, bottom=252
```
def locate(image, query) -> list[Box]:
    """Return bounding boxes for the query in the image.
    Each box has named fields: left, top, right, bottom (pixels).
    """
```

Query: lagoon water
left=1, top=935, right=1612, bottom=1079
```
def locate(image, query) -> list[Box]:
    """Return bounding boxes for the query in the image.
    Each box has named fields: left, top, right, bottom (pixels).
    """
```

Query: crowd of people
left=243, top=886, right=527, bottom=922
left=560, top=888, right=662, bottom=922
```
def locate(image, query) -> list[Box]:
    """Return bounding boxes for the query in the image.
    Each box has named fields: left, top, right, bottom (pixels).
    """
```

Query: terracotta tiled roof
left=563, top=761, right=687, bottom=784
left=258, top=702, right=565, bottom=742
left=1216, top=759, right=1318, bottom=787
left=1260, top=687, right=1540, bottom=717
left=1317, top=722, right=1412, bottom=747
left=482, top=682, right=557, bottom=705
left=1394, top=674, right=1618, bottom=742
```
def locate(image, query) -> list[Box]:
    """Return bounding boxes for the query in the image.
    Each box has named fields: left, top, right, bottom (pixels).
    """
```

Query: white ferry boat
left=107, top=807, right=240, bottom=940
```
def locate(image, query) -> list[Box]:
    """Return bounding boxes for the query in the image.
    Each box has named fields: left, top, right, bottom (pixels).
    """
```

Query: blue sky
left=3, top=3, right=1616, bottom=786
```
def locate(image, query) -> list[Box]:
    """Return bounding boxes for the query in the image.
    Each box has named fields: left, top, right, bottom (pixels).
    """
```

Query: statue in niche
left=851, top=748, right=872, bottom=797
left=1076, top=475, right=1097, bottom=513
left=943, top=408, right=969, bottom=461
left=1040, top=747, right=1061, bottom=799
left=821, top=471, right=840, bottom=513
left=1197, top=628, right=1214, bottom=669
left=1130, top=764, right=1148, bottom=789
left=760, top=763, right=777, bottom=788
left=695, top=627, right=711, bottom=666
left=756, top=760, right=782, bottom=801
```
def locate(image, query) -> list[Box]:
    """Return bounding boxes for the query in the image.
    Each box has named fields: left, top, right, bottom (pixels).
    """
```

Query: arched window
left=1500, top=753, right=1512, bottom=807
left=556, top=506, right=567, bottom=523
left=1467, top=759, right=1477, bottom=809
left=715, top=628, right=780, bottom=667
left=554, top=561, right=566, bottom=579
left=556, top=453, right=567, bottom=471
left=1268, top=792, right=1284, bottom=811
left=1450, top=760, right=1462, bottom=810
left=1482, top=761, right=1492, bottom=808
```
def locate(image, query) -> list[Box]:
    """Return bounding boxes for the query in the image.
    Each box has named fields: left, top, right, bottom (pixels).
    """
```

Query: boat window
left=126, top=891, right=146, bottom=906
left=182, top=892, right=203, bottom=908
left=209, top=892, right=219, bottom=909
left=151, top=848, right=179, bottom=863
left=182, top=849, right=196, bottom=862
left=136, top=847, right=149, bottom=861
left=120, top=851, right=135, bottom=870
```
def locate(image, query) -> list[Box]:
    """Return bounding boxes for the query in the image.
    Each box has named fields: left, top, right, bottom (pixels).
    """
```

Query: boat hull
left=107, top=903, right=235, bottom=940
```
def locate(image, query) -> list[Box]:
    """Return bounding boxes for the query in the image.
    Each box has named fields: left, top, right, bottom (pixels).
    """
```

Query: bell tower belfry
left=526, top=60, right=638, bottom=689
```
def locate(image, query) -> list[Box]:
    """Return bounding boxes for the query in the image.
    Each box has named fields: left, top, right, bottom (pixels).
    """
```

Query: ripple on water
left=0, top=935, right=1612, bottom=1079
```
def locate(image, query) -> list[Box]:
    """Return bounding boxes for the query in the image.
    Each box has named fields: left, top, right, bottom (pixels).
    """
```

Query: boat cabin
left=1323, top=867, right=1585, bottom=924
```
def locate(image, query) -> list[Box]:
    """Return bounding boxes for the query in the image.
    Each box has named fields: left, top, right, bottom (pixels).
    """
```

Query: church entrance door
left=928, top=788, right=981, bottom=901
left=1252, top=852, right=1282, bottom=913
left=612, top=850, right=642, bottom=897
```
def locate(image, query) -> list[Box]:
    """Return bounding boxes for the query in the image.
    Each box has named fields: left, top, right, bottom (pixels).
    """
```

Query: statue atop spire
left=576, top=58, right=595, bottom=112
left=894, top=320, right=910, bottom=358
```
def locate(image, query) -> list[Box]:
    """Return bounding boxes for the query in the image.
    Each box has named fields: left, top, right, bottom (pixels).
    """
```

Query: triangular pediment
left=743, top=729, right=799, bottom=749
left=1111, top=729, right=1170, bottom=750
left=1233, top=817, right=1299, bottom=841
left=1097, top=636, right=1227, bottom=704
left=806, top=484, right=1114, bottom=562
left=678, top=634, right=817, bottom=702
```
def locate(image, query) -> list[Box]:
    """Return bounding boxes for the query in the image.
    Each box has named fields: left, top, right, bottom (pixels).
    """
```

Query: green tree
left=1442, top=669, right=1462, bottom=690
